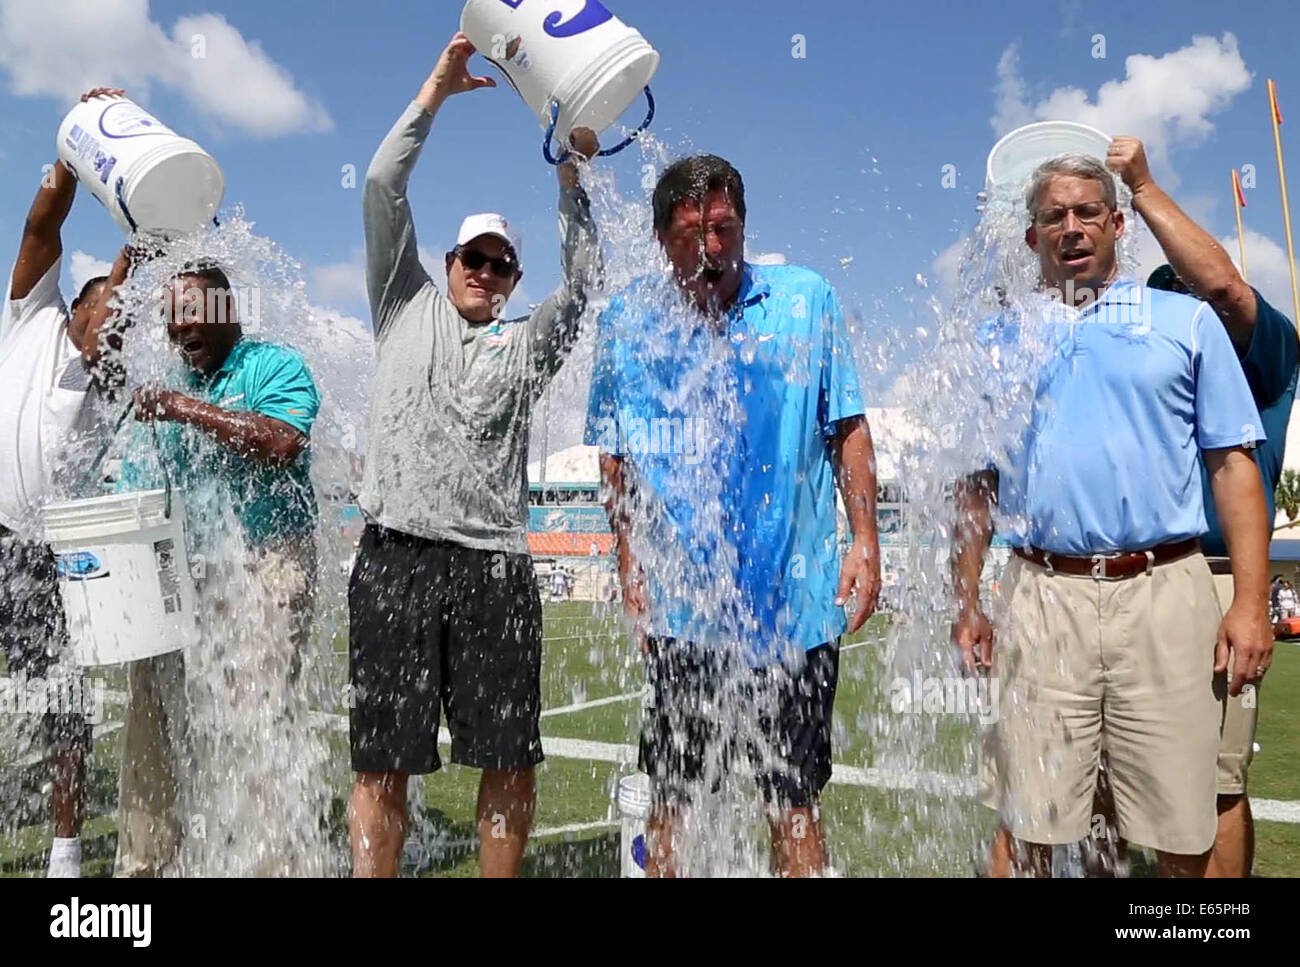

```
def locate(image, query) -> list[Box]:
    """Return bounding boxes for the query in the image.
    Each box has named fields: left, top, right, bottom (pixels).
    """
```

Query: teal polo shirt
left=119, top=338, right=320, bottom=546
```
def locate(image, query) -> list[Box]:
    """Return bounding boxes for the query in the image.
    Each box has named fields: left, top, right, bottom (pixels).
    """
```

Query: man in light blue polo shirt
left=587, top=154, right=881, bottom=877
left=952, top=154, right=1272, bottom=878
left=114, top=262, right=321, bottom=876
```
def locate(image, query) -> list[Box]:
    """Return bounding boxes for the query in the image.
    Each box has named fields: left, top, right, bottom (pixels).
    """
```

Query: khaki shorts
left=981, top=552, right=1224, bottom=855
left=1212, top=572, right=1259, bottom=796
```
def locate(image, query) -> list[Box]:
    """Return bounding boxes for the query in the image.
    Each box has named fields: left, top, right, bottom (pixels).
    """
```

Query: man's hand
left=558, top=128, right=599, bottom=190
left=80, top=87, right=125, bottom=102
left=835, top=539, right=880, bottom=634
left=1216, top=600, right=1274, bottom=696
left=1106, top=136, right=1154, bottom=198
left=418, top=32, right=496, bottom=112
left=133, top=386, right=188, bottom=423
left=952, top=603, right=994, bottom=675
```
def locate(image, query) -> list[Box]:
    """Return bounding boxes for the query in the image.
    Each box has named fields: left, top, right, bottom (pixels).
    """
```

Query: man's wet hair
left=652, top=155, right=747, bottom=234
left=173, top=260, right=232, bottom=292
left=70, top=275, right=108, bottom=311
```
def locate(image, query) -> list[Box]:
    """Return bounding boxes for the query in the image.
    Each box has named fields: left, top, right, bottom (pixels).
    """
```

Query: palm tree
left=1275, top=469, right=1300, bottom=531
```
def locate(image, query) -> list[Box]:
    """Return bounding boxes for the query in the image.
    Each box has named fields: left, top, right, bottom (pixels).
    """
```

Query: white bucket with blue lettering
left=616, top=771, right=651, bottom=878
left=43, top=490, right=199, bottom=667
left=460, top=0, right=659, bottom=147
left=56, top=96, right=224, bottom=236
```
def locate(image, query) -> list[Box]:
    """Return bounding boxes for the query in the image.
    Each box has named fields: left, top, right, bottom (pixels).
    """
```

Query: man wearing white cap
left=348, top=31, right=602, bottom=878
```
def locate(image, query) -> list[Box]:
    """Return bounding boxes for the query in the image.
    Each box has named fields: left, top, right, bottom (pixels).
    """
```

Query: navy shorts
left=640, top=639, right=839, bottom=809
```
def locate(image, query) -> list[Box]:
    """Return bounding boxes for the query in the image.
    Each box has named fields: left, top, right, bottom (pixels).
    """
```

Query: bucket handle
left=114, top=177, right=139, bottom=233
left=81, top=398, right=173, bottom=518
left=542, top=86, right=656, bottom=165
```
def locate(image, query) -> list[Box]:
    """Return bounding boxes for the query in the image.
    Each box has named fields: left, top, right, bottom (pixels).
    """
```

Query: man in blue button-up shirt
left=953, top=153, right=1273, bottom=877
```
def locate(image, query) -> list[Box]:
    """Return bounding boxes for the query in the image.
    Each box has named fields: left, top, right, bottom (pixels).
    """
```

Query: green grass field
left=3, top=601, right=1298, bottom=876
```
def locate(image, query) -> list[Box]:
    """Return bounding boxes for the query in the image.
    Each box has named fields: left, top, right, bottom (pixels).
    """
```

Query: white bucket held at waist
left=44, top=490, right=199, bottom=667
left=615, top=771, right=651, bottom=878
left=460, top=0, right=659, bottom=141
left=56, top=96, right=224, bottom=236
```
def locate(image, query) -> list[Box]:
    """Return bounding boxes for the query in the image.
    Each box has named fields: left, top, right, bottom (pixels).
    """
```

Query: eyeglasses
left=1033, top=201, right=1113, bottom=230
left=454, top=247, right=518, bottom=279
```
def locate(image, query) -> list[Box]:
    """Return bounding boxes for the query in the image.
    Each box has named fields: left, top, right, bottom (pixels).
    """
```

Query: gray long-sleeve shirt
left=357, top=101, right=601, bottom=554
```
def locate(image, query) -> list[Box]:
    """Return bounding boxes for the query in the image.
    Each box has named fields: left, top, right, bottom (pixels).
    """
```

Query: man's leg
left=115, top=652, right=185, bottom=877
left=985, top=828, right=1052, bottom=877
left=1103, top=554, right=1222, bottom=874
left=349, top=770, right=408, bottom=878
left=477, top=766, right=535, bottom=878
left=347, top=526, right=443, bottom=878
left=1207, top=794, right=1254, bottom=878
left=1208, top=571, right=1259, bottom=878
left=769, top=805, right=827, bottom=877
left=645, top=804, right=679, bottom=878
left=761, top=644, right=839, bottom=878
left=444, top=547, right=544, bottom=878
left=1157, top=848, right=1212, bottom=878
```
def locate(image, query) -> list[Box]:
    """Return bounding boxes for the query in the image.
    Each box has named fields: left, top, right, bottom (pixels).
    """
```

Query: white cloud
left=930, top=238, right=967, bottom=294
left=310, top=257, right=367, bottom=312
left=68, top=249, right=112, bottom=295
left=748, top=250, right=787, bottom=265
left=991, top=34, right=1251, bottom=177
left=0, top=0, right=331, bottom=138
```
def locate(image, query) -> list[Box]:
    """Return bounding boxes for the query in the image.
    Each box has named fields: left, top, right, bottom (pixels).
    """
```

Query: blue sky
left=3, top=0, right=1300, bottom=403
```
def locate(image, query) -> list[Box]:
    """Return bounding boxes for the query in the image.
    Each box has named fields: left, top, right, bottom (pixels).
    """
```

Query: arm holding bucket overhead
left=11, top=88, right=124, bottom=302
left=11, top=161, right=75, bottom=303
left=1107, top=137, right=1257, bottom=345
left=528, top=129, right=604, bottom=386
left=364, top=34, right=495, bottom=338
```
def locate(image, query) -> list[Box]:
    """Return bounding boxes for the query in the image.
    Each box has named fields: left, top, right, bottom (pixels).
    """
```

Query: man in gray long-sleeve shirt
left=347, top=31, right=602, bottom=878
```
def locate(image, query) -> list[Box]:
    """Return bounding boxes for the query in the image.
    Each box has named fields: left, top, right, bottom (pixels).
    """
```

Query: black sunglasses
left=453, top=246, right=517, bottom=279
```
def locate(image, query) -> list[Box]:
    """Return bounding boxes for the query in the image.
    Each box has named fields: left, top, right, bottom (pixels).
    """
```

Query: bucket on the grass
left=460, top=0, right=659, bottom=143
left=56, top=95, right=224, bottom=236
left=985, top=120, right=1112, bottom=193
left=44, top=490, right=198, bottom=667
left=616, top=771, right=651, bottom=878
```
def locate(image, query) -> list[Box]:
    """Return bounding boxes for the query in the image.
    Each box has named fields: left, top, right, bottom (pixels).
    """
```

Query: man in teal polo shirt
left=114, top=262, right=320, bottom=876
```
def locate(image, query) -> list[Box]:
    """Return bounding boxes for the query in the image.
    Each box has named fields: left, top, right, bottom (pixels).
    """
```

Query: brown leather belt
left=1013, top=537, right=1201, bottom=580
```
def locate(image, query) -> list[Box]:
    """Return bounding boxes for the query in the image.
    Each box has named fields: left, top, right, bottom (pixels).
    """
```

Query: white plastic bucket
left=56, top=96, right=224, bottom=236
left=616, top=771, right=651, bottom=878
left=985, top=120, right=1112, bottom=193
left=460, top=0, right=660, bottom=141
left=44, top=490, right=199, bottom=667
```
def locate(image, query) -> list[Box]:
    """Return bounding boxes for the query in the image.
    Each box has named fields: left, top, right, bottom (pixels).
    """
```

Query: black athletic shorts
left=0, top=525, right=92, bottom=752
left=348, top=524, right=544, bottom=774
left=639, top=638, right=839, bottom=809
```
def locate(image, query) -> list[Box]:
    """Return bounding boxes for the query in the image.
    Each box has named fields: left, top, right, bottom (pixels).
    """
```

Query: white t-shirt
left=0, top=258, right=94, bottom=539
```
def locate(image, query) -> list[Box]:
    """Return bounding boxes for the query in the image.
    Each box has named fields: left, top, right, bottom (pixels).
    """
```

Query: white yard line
left=540, top=690, right=645, bottom=718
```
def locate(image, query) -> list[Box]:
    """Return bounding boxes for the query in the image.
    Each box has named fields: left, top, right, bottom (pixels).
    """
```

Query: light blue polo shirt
left=119, top=338, right=320, bottom=547
left=585, top=263, right=865, bottom=664
left=986, top=280, right=1264, bottom=555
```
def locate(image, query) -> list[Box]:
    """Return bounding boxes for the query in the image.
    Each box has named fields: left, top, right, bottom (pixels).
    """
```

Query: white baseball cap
left=456, top=213, right=523, bottom=265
